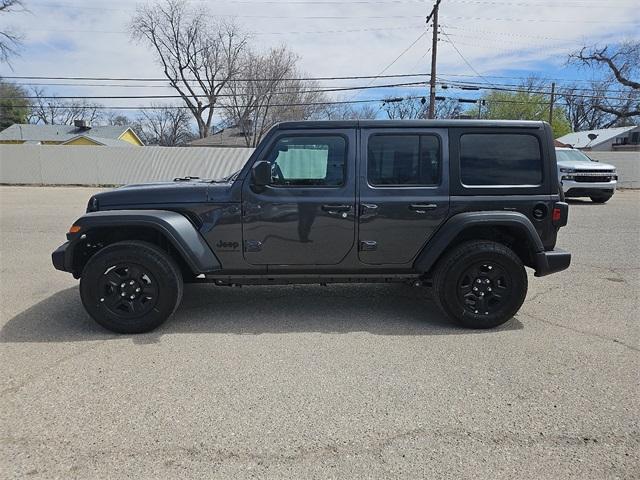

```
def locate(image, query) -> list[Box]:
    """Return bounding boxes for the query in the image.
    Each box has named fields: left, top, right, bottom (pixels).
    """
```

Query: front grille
left=572, top=171, right=615, bottom=183
left=575, top=175, right=612, bottom=183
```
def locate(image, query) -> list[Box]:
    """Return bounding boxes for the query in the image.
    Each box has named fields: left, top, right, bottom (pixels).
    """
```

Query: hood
left=557, top=160, right=616, bottom=171
left=92, top=179, right=234, bottom=208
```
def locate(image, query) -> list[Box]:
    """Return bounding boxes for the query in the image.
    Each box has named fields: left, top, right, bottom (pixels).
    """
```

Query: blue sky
left=1, top=0, right=639, bottom=118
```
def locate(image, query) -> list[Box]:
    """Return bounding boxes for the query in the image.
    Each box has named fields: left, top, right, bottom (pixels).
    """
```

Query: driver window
left=267, top=136, right=346, bottom=187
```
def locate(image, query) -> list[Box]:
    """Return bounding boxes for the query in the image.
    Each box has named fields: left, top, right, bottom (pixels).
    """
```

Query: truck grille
left=573, top=171, right=615, bottom=183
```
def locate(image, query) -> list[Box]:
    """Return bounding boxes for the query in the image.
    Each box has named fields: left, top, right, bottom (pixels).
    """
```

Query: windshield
left=556, top=149, right=596, bottom=164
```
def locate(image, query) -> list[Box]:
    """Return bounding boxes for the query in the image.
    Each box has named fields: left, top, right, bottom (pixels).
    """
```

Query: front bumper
left=52, top=241, right=73, bottom=273
left=534, top=248, right=571, bottom=277
left=561, top=179, right=616, bottom=196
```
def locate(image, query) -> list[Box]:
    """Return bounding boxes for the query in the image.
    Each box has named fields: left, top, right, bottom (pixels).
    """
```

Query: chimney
left=74, top=119, right=91, bottom=131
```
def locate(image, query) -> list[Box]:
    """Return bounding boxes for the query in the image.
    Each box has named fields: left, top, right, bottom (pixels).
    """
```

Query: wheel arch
left=414, top=211, right=544, bottom=275
left=66, top=210, right=221, bottom=278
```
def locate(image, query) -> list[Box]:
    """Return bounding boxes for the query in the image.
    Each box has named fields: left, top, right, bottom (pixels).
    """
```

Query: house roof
left=188, top=126, right=251, bottom=147
left=0, top=123, right=141, bottom=145
left=556, top=126, right=639, bottom=149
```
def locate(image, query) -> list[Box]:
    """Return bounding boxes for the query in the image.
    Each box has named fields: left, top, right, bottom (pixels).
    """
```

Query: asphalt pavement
left=1, top=186, right=638, bottom=479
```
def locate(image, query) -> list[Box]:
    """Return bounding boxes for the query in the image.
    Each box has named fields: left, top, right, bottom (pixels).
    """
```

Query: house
left=188, top=124, right=251, bottom=148
left=0, top=120, right=144, bottom=146
left=556, top=125, right=640, bottom=152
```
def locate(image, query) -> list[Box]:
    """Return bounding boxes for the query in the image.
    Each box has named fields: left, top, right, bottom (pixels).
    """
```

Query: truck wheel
left=590, top=194, right=612, bottom=204
left=80, top=241, right=183, bottom=334
left=431, top=241, right=527, bottom=329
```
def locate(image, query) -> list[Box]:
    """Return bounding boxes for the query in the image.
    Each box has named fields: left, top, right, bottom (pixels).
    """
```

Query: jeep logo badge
left=216, top=240, right=239, bottom=250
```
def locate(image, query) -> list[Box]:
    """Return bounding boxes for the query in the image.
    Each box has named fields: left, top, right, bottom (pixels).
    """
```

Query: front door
left=242, top=129, right=356, bottom=265
left=358, top=128, right=450, bottom=265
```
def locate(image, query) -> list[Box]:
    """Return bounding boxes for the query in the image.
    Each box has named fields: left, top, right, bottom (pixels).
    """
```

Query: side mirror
left=251, top=161, right=272, bottom=187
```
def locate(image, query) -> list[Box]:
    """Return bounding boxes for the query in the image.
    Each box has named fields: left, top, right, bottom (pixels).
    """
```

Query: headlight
left=86, top=196, right=99, bottom=212
left=559, top=168, right=575, bottom=173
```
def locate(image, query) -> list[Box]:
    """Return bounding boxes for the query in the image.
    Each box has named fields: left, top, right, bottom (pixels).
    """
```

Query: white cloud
left=2, top=0, right=639, bottom=109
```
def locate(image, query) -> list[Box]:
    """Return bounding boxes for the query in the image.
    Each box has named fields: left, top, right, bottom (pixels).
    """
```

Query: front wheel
left=431, top=241, right=528, bottom=329
left=80, top=241, right=183, bottom=333
left=590, top=194, right=612, bottom=204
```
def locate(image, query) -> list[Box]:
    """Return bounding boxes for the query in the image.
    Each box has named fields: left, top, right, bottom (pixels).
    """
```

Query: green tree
left=0, top=80, right=29, bottom=129
left=475, top=89, right=572, bottom=138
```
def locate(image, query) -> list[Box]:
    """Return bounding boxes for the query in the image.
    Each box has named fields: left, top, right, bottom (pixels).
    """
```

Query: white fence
left=0, top=145, right=254, bottom=185
left=587, top=152, right=640, bottom=189
left=0, top=144, right=638, bottom=188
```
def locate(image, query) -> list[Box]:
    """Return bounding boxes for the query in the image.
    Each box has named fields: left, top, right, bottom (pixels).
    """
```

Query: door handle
left=322, top=204, right=352, bottom=213
left=409, top=203, right=438, bottom=213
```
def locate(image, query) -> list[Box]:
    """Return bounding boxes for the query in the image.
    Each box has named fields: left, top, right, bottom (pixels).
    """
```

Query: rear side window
left=367, top=135, right=441, bottom=186
left=460, top=134, right=542, bottom=186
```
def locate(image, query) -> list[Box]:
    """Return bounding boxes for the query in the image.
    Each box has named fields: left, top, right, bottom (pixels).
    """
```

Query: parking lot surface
left=1, top=186, right=638, bottom=479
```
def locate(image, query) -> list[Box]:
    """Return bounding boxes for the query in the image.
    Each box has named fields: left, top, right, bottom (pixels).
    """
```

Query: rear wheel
left=80, top=241, right=183, bottom=333
left=432, top=241, right=527, bottom=329
left=590, top=194, right=612, bottom=203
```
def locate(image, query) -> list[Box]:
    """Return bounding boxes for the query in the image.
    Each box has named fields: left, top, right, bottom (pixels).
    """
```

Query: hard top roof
left=275, top=119, right=547, bottom=130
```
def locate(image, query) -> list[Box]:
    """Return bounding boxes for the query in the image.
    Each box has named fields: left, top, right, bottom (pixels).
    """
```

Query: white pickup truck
left=556, top=147, right=618, bottom=203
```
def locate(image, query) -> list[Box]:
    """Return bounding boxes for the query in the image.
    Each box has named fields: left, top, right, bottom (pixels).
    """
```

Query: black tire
left=431, top=241, right=527, bottom=329
left=590, top=194, right=612, bottom=204
left=80, top=241, right=183, bottom=334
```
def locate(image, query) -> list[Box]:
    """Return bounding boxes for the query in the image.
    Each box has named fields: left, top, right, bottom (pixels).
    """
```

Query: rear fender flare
left=413, top=211, right=544, bottom=273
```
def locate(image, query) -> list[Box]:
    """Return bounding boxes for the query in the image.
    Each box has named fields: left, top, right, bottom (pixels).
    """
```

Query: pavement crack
left=521, top=311, right=639, bottom=353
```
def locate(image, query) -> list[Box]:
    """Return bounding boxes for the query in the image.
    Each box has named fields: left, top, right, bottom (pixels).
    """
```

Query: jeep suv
left=556, top=147, right=617, bottom=203
left=52, top=120, right=570, bottom=333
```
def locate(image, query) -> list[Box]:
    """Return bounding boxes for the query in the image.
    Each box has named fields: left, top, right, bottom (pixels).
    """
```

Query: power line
left=10, top=94, right=597, bottom=111
left=440, top=29, right=496, bottom=89
left=1, top=73, right=431, bottom=83
left=5, top=81, right=431, bottom=100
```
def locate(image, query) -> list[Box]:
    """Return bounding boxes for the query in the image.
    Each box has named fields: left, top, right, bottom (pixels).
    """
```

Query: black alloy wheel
left=457, top=261, right=512, bottom=316
left=98, top=263, right=159, bottom=318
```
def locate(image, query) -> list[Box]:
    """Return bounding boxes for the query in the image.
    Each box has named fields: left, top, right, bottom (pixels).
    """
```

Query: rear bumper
left=534, top=248, right=571, bottom=277
left=52, top=242, right=73, bottom=273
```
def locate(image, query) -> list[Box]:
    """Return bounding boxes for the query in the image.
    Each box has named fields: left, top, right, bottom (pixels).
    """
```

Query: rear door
left=241, top=128, right=356, bottom=265
left=358, top=127, right=449, bottom=265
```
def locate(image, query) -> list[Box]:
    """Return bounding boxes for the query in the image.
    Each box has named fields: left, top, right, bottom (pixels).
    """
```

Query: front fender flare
left=413, top=211, right=544, bottom=273
left=69, top=210, right=221, bottom=273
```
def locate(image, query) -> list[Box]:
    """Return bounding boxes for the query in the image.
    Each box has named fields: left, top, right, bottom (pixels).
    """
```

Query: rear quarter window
left=460, top=133, right=543, bottom=186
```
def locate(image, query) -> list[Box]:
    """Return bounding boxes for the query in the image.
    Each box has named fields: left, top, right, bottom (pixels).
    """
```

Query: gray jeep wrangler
left=53, top=120, right=570, bottom=333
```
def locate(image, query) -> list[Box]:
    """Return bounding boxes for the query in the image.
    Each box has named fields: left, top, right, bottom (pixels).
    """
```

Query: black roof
left=275, top=119, right=546, bottom=130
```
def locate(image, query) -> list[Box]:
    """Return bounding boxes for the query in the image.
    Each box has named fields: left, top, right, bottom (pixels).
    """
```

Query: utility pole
left=548, top=82, right=556, bottom=125
left=477, top=99, right=484, bottom=119
left=427, top=0, right=442, bottom=119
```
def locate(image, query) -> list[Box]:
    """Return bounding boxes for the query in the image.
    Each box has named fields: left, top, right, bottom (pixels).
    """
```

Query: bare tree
left=223, top=46, right=326, bottom=147
left=106, top=113, right=131, bottom=127
left=314, top=102, right=379, bottom=120
left=130, top=0, right=248, bottom=138
left=560, top=82, right=619, bottom=130
left=0, top=0, right=24, bottom=65
left=135, top=106, right=194, bottom=146
left=435, top=97, right=462, bottom=119
left=382, top=97, right=427, bottom=119
left=29, top=87, right=103, bottom=125
left=569, top=42, right=640, bottom=123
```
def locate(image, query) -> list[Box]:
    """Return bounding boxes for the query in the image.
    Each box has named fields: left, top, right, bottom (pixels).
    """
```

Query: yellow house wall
left=65, top=137, right=101, bottom=146
left=0, top=140, right=26, bottom=144
left=118, top=130, right=143, bottom=146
